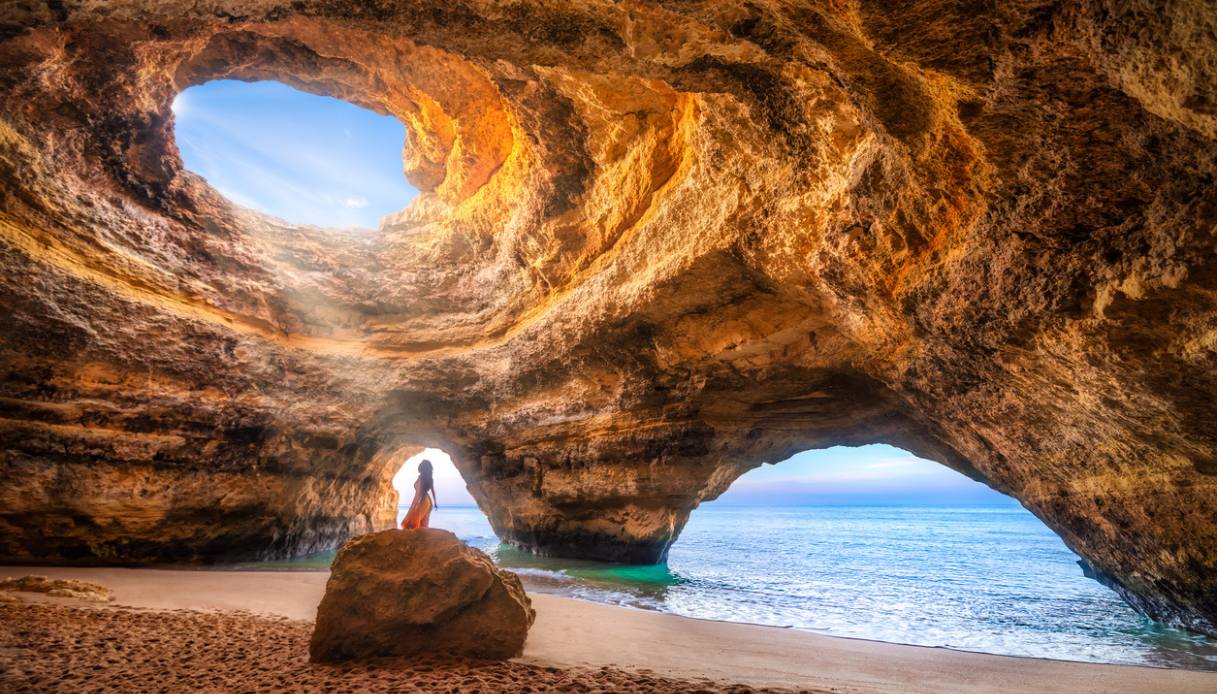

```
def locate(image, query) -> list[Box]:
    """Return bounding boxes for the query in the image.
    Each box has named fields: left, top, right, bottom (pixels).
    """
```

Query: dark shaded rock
left=309, top=529, right=534, bottom=662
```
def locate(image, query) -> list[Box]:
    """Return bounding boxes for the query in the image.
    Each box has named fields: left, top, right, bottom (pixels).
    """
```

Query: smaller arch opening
left=390, top=448, right=477, bottom=529
left=383, top=447, right=505, bottom=570
left=171, top=79, right=417, bottom=228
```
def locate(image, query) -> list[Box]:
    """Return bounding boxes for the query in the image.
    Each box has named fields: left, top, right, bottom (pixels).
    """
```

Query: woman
left=400, top=459, right=437, bottom=529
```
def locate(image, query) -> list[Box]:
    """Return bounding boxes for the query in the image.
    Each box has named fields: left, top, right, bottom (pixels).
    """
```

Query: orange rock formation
left=310, top=529, right=534, bottom=662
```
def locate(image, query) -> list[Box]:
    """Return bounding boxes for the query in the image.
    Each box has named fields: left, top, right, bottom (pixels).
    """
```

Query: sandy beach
left=1, top=567, right=1213, bottom=693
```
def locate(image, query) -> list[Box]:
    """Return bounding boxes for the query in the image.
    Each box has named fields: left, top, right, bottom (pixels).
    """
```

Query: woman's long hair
left=418, top=459, right=434, bottom=494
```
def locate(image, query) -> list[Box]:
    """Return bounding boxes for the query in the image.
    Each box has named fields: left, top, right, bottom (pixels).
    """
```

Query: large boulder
left=309, top=529, right=535, bottom=662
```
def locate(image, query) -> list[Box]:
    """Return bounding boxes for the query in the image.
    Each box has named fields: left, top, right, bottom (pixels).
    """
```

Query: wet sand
left=2, top=566, right=1215, bottom=693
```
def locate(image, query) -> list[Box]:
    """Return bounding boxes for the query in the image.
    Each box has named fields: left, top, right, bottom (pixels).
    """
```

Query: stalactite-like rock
left=0, top=2, right=1215, bottom=635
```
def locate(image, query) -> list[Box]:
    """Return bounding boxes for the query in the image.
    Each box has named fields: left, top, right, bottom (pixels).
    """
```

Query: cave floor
left=1, top=567, right=1213, bottom=693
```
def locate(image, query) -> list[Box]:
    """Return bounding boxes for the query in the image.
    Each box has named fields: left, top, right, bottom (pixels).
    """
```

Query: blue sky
left=713, top=444, right=1013, bottom=506
left=395, top=445, right=1012, bottom=508
left=172, top=80, right=417, bottom=228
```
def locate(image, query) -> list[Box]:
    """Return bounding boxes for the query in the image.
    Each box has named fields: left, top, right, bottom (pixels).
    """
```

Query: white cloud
left=338, top=196, right=369, bottom=208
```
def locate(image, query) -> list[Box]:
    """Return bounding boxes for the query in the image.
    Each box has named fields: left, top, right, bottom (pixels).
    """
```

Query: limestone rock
left=309, top=529, right=534, bottom=662
left=0, top=576, right=114, bottom=602
left=0, top=2, right=1215, bottom=636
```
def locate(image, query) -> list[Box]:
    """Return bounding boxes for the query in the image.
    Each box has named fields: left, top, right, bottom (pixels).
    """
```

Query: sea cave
left=1, top=0, right=1215, bottom=659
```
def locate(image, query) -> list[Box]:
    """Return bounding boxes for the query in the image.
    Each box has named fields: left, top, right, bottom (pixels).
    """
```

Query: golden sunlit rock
left=309, top=528, right=534, bottom=662
left=0, top=1, right=1215, bottom=637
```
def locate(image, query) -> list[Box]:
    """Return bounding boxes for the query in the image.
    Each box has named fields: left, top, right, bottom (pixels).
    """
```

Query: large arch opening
left=489, top=444, right=1217, bottom=669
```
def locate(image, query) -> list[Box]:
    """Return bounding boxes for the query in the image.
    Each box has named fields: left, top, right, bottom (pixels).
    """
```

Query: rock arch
left=0, top=2, right=1215, bottom=637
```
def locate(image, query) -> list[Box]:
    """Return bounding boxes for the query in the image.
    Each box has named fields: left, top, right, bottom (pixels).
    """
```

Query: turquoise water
left=248, top=504, right=1217, bottom=670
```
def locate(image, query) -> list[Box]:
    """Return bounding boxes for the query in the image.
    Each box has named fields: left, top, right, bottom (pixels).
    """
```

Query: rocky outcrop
left=309, top=529, right=534, bottom=662
left=0, top=2, right=1215, bottom=635
left=0, top=576, right=114, bottom=602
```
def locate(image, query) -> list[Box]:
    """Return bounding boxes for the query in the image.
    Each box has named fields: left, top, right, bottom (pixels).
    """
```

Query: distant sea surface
left=245, top=504, right=1217, bottom=670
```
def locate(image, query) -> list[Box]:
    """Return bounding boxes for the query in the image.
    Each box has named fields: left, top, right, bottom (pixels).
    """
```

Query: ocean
left=251, top=503, right=1217, bottom=670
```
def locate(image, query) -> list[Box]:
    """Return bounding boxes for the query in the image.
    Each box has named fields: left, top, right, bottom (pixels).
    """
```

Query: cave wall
left=0, top=1, right=1215, bottom=634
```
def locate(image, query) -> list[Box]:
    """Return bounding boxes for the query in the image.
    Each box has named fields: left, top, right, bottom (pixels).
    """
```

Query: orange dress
left=401, top=478, right=434, bottom=529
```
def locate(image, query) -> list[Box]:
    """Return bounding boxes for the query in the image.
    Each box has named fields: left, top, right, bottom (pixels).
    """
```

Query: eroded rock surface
left=0, top=2, right=1215, bottom=634
left=309, top=529, right=534, bottom=662
left=0, top=575, right=114, bottom=602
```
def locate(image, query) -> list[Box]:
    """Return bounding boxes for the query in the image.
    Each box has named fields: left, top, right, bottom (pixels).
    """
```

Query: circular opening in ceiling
left=171, top=79, right=418, bottom=229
